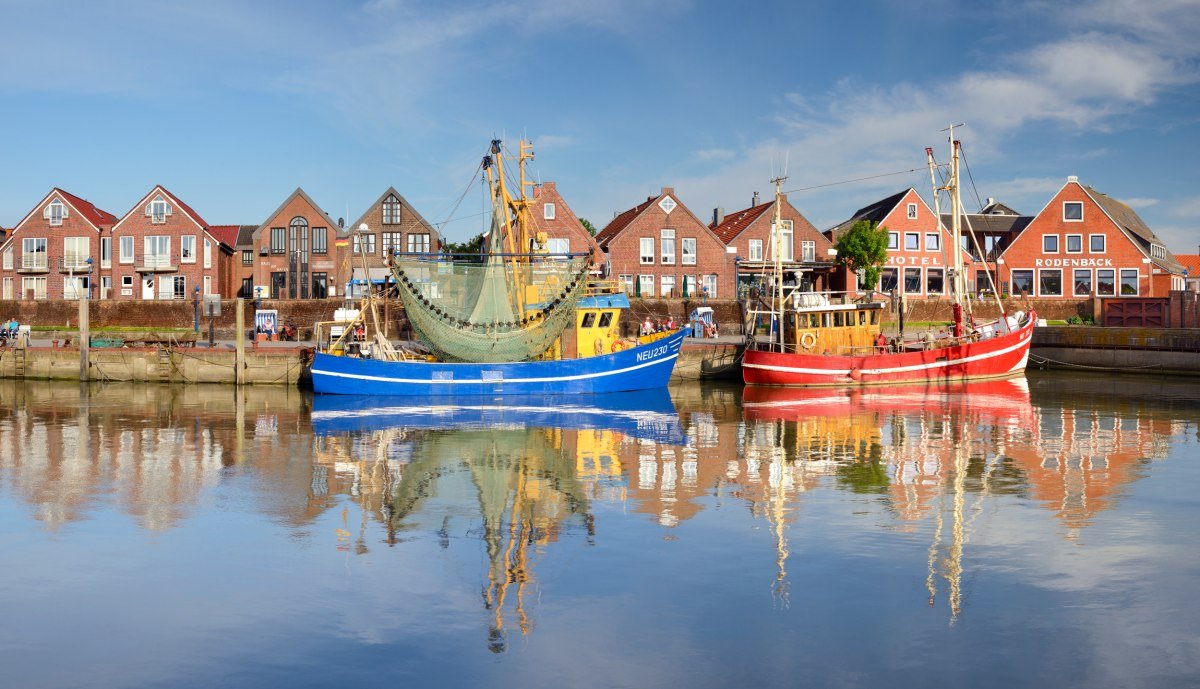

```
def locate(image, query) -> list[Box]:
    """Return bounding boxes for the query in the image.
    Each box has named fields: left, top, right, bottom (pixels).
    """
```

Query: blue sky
left=1, top=0, right=1197, bottom=252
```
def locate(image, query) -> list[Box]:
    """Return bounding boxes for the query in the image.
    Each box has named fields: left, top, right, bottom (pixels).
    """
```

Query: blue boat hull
left=311, top=328, right=687, bottom=396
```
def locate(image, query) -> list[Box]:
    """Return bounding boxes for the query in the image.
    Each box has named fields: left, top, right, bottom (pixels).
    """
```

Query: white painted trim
left=112, top=185, right=205, bottom=233
left=313, top=352, right=678, bottom=385
left=12, top=190, right=108, bottom=235
left=1071, top=267, right=1092, bottom=297
left=1062, top=201, right=1084, bottom=222
left=1089, top=234, right=1106, bottom=253
left=1065, top=233, right=1083, bottom=254
left=1043, top=234, right=1060, bottom=254
left=1037, top=267, right=1063, bottom=297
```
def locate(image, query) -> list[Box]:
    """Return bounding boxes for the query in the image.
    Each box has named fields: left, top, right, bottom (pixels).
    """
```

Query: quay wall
left=1031, top=326, right=1200, bottom=375
left=0, top=346, right=308, bottom=385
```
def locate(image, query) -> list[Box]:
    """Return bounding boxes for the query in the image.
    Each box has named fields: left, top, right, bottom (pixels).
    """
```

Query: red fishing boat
left=743, top=127, right=1035, bottom=388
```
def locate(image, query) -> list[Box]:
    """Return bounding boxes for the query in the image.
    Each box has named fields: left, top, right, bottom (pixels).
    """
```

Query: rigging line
left=783, top=167, right=922, bottom=194
left=432, top=161, right=485, bottom=229
left=958, top=144, right=985, bottom=212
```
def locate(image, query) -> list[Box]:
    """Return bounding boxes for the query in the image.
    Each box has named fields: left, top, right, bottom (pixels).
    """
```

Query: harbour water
left=1, top=374, right=1198, bottom=689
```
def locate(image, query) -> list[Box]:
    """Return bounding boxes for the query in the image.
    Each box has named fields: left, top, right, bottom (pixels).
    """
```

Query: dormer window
left=45, top=199, right=67, bottom=226
left=544, top=202, right=556, bottom=220
left=146, top=195, right=172, bottom=224
left=382, top=194, right=401, bottom=224
left=1151, top=244, right=1166, bottom=260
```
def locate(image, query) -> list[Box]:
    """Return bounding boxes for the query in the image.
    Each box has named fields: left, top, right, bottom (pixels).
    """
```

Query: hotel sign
left=1035, top=258, right=1113, bottom=267
left=887, top=256, right=942, bottom=266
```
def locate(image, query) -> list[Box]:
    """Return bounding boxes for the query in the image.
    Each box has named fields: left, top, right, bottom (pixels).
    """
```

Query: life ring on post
left=800, top=332, right=817, bottom=350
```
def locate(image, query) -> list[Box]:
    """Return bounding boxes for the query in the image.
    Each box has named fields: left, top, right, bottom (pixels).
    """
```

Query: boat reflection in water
left=310, top=389, right=685, bottom=652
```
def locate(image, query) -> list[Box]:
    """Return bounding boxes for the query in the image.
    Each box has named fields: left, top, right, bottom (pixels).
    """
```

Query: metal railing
left=19, top=255, right=48, bottom=270
left=60, top=256, right=92, bottom=271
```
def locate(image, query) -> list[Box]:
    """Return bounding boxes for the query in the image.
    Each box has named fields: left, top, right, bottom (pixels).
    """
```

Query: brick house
left=0, top=188, right=117, bottom=300
left=344, top=187, right=438, bottom=297
left=246, top=188, right=345, bottom=300
left=710, top=191, right=835, bottom=294
left=529, top=182, right=602, bottom=264
left=998, top=177, right=1186, bottom=299
left=596, top=187, right=731, bottom=299
left=827, top=188, right=972, bottom=298
left=106, top=185, right=235, bottom=300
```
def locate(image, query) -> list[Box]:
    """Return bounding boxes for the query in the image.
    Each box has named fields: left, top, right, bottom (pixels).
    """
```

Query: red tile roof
left=711, top=202, right=773, bottom=243
left=55, top=188, right=118, bottom=227
left=595, top=196, right=658, bottom=248
left=1175, top=254, right=1200, bottom=277
left=157, top=186, right=209, bottom=229
left=206, top=224, right=241, bottom=248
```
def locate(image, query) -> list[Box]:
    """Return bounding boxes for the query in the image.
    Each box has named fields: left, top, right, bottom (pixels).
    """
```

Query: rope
left=784, top=167, right=921, bottom=194
left=1030, top=353, right=1166, bottom=371
left=958, top=144, right=985, bottom=212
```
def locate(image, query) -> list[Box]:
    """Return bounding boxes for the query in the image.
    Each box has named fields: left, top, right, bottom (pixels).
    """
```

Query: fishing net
left=390, top=228, right=591, bottom=363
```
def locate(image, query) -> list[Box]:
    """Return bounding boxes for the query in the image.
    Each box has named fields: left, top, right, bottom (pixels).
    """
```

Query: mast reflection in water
left=0, top=375, right=1197, bottom=689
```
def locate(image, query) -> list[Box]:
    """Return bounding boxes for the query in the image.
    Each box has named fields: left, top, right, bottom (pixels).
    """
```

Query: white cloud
left=1120, top=197, right=1160, bottom=208
left=1170, top=196, right=1200, bottom=217
left=695, top=148, right=736, bottom=161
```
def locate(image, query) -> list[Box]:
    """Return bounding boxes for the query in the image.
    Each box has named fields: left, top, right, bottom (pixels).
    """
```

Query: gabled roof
left=253, top=188, right=341, bottom=238
left=979, top=200, right=1021, bottom=216
left=206, top=225, right=242, bottom=249
left=1083, top=186, right=1184, bottom=274
left=348, top=186, right=437, bottom=237
left=1175, top=254, right=1200, bottom=277
left=112, top=185, right=209, bottom=232
left=55, top=188, right=118, bottom=228
left=235, top=225, right=257, bottom=247
left=711, top=202, right=773, bottom=244
left=940, top=213, right=1032, bottom=236
left=826, top=189, right=911, bottom=238
left=595, top=196, right=658, bottom=248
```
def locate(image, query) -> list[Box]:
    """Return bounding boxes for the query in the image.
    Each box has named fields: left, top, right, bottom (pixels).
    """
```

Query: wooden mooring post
left=78, top=294, right=89, bottom=382
left=235, top=297, right=245, bottom=386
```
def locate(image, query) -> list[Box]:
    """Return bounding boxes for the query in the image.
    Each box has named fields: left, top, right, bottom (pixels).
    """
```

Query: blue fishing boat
left=311, top=387, right=686, bottom=444
left=310, top=138, right=686, bottom=397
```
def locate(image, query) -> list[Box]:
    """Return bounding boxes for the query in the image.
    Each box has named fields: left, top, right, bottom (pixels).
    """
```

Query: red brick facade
left=243, top=188, right=345, bottom=300
left=344, top=187, right=439, bottom=295
left=713, top=193, right=835, bottom=289
left=999, top=180, right=1185, bottom=299
left=0, top=189, right=116, bottom=300
left=877, top=189, right=973, bottom=298
left=529, top=182, right=602, bottom=264
left=105, top=186, right=234, bottom=301
left=597, top=187, right=733, bottom=299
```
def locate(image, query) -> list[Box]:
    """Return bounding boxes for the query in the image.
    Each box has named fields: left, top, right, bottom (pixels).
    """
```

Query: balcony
left=135, top=253, right=179, bottom=273
left=17, top=255, right=49, bottom=274
left=59, top=256, right=93, bottom=274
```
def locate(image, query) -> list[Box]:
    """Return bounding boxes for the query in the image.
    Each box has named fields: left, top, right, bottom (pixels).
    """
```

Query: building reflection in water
left=0, top=372, right=1188, bottom=638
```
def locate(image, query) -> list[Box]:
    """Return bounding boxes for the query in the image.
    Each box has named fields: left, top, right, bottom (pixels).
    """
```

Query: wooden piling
left=78, top=295, right=89, bottom=382
left=235, top=298, right=245, bottom=386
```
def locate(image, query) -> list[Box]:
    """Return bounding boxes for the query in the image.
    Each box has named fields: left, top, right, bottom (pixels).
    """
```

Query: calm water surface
left=1, top=373, right=1198, bottom=689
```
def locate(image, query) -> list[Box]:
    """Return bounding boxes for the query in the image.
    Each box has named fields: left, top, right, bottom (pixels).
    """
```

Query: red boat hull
left=743, top=314, right=1035, bottom=387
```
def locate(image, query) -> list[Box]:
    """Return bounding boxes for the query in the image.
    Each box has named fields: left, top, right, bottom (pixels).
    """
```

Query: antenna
left=783, top=151, right=790, bottom=178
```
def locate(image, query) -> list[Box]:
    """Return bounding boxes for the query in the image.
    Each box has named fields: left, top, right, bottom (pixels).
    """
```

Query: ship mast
left=770, top=175, right=788, bottom=353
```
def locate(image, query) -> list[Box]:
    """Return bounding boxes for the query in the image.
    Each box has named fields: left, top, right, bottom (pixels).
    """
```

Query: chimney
left=986, top=197, right=994, bottom=207
left=713, top=207, right=725, bottom=226
left=337, top=217, right=344, bottom=228
left=752, top=191, right=760, bottom=206
left=1067, top=175, right=1078, bottom=183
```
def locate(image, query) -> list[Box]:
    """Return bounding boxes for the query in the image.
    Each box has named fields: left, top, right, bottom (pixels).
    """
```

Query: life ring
left=800, top=332, right=817, bottom=350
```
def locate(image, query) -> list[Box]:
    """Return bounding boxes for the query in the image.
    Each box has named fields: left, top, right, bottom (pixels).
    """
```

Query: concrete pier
left=0, top=345, right=309, bottom=385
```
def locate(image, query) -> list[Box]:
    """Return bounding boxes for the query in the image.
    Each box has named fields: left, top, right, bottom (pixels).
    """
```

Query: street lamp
left=193, top=285, right=201, bottom=332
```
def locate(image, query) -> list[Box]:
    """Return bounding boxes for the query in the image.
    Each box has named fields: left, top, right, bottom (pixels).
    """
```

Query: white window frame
left=702, top=274, right=718, bottom=299
left=1096, top=269, right=1116, bottom=296
left=1043, top=234, right=1059, bottom=254
left=22, top=276, right=47, bottom=300
left=22, top=237, right=47, bottom=270
left=1063, top=201, right=1084, bottom=222
left=546, top=237, right=570, bottom=255
left=903, top=267, right=922, bottom=294
left=2, top=246, right=11, bottom=270
left=638, top=274, right=654, bottom=296
left=1073, top=268, right=1092, bottom=296
left=617, top=274, right=634, bottom=294
left=406, top=233, right=431, bottom=253
left=801, top=240, right=815, bottom=262
left=62, top=275, right=88, bottom=300
left=181, top=235, right=197, bottom=263
left=63, top=236, right=90, bottom=271
left=203, top=238, right=212, bottom=269
left=907, top=203, right=918, bottom=219
left=748, top=239, right=763, bottom=262
left=659, top=275, right=675, bottom=298
left=45, top=199, right=66, bottom=226
left=1089, top=234, right=1106, bottom=253
left=1011, top=269, right=1034, bottom=296
left=147, top=196, right=170, bottom=224
left=119, top=236, right=135, bottom=264
left=99, top=275, right=111, bottom=300
left=904, top=232, right=920, bottom=251
left=681, top=237, right=697, bottom=265
left=1065, top=234, right=1083, bottom=254
left=122, top=275, right=134, bottom=287
left=660, top=228, right=676, bottom=265
left=772, top=220, right=793, bottom=262
left=203, top=275, right=212, bottom=295
left=145, top=236, right=171, bottom=268
left=640, top=237, right=655, bottom=265
left=1120, top=269, right=1139, bottom=296
left=887, top=232, right=899, bottom=250
left=925, top=233, right=940, bottom=252
left=100, top=237, right=111, bottom=268
left=1, top=277, right=11, bottom=299
left=544, top=203, right=556, bottom=220
left=1038, top=268, right=1063, bottom=297
left=926, top=267, right=945, bottom=295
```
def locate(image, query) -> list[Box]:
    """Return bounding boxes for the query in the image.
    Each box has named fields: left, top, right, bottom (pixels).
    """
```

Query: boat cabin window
left=870, top=311, right=879, bottom=325
left=599, top=312, right=613, bottom=327
left=858, top=311, right=867, bottom=326
left=581, top=312, right=597, bottom=328
left=808, top=314, right=819, bottom=328
left=833, top=312, right=844, bottom=327
left=821, top=313, right=830, bottom=328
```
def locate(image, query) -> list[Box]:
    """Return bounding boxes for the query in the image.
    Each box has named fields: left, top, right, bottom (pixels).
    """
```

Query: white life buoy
left=800, top=332, right=817, bottom=350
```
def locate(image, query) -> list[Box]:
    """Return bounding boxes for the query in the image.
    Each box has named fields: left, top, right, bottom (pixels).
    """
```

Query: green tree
left=444, top=233, right=485, bottom=255
left=578, top=217, right=597, bottom=236
left=834, top=219, right=890, bottom=292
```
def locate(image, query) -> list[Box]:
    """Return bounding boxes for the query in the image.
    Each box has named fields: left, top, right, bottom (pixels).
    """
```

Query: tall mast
left=770, top=175, right=788, bottom=352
